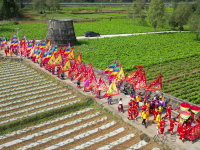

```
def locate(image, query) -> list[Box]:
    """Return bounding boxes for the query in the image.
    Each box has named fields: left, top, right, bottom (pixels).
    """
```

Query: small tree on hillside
left=173, top=1, right=192, bottom=32
left=188, top=0, right=200, bottom=41
left=188, top=14, right=200, bottom=41
left=147, top=0, right=165, bottom=32
left=133, top=0, right=146, bottom=26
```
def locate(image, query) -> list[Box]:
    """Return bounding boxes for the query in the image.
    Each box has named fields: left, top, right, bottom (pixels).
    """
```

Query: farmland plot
left=0, top=61, right=162, bottom=150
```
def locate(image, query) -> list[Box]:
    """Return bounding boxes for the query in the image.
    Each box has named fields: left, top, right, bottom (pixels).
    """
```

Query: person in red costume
left=157, top=117, right=166, bottom=135
left=179, top=123, right=187, bottom=143
left=127, top=104, right=134, bottom=120
left=168, top=118, right=178, bottom=135
left=152, top=108, right=159, bottom=123
left=128, top=99, right=133, bottom=108
left=142, top=102, right=147, bottom=112
left=164, top=105, right=173, bottom=120
left=4, top=47, right=8, bottom=56
left=52, top=67, right=55, bottom=75
left=133, top=104, right=139, bottom=120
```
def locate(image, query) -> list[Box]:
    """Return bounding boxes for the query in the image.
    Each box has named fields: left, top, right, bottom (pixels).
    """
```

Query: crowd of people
left=116, top=86, right=198, bottom=143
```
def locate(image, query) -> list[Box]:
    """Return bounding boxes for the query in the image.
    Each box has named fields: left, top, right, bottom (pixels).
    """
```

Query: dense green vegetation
left=75, top=32, right=200, bottom=71
left=162, top=73, right=200, bottom=104
left=0, top=23, right=47, bottom=40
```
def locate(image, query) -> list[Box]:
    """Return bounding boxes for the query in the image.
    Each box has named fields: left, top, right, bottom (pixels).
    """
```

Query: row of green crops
left=162, top=73, right=200, bottom=104
left=142, top=54, right=200, bottom=82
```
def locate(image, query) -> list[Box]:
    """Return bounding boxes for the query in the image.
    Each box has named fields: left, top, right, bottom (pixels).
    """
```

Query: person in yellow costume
left=9, top=49, right=12, bottom=57
left=136, top=94, right=141, bottom=106
left=160, top=93, right=164, bottom=100
left=158, top=106, right=163, bottom=113
left=141, top=109, right=147, bottom=128
left=146, top=108, right=150, bottom=123
left=156, top=112, right=162, bottom=129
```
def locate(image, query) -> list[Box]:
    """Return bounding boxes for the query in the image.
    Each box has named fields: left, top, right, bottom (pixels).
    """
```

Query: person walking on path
left=152, top=108, right=159, bottom=123
left=15, top=48, right=18, bottom=56
left=164, top=105, right=173, bottom=120
left=4, top=47, right=8, bottom=56
left=168, top=118, right=177, bottom=135
left=157, top=117, right=166, bottom=135
left=133, top=104, right=139, bottom=120
left=141, top=109, right=147, bottom=128
left=61, top=72, right=65, bottom=80
left=77, top=79, right=81, bottom=88
left=179, top=123, right=188, bottom=143
left=146, top=108, right=150, bottom=123
left=96, top=91, right=101, bottom=99
left=156, top=112, right=162, bottom=129
left=127, top=104, right=134, bottom=120
left=107, top=96, right=112, bottom=105
left=142, top=102, right=147, bottom=112
left=118, top=98, right=124, bottom=113
left=9, top=48, right=12, bottom=57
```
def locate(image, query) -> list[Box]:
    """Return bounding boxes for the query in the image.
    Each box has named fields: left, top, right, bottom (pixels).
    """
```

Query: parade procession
left=1, top=33, right=200, bottom=145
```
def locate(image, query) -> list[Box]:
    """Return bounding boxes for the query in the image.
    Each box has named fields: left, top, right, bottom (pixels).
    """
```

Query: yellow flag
left=76, top=53, right=82, bottom=64
left=53, top=54, right=62, bottom=65
left=48, top=54, right=55, bottom=65
left=66, top=47, right=74, bottom=60
left=103, top=80, right=119, bottom=98
left=60, top=60, right=71, bottom=72
left=115, top=64, right=125, bottom=82
left=46, top=40, right=51, bottom=49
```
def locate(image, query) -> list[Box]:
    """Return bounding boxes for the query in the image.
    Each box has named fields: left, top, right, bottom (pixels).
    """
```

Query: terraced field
left=0, top=60, right=163, bottom=150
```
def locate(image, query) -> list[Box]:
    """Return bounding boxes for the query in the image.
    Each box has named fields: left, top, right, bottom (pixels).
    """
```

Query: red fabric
left=126, top=66, right=142, bottom=83
left=145, top=73, right=162, bottom=91
left=133, top=105, right=139, bottom=118
left=179, top=125, right=187, bottom=141
left=159, top=128, right=164, bottom=134
left=128, top=101, right=132, bottom=108
left=128, top=107, right=133, bottom=120
left=160, top=120, right=166, bottom=128
left=73, top=62, right=86, bottom=81
left=142, top=104, right=147, bottom=112
left=152, top=110, right=159, bottom=123
left=134, top=70, right=147, bottom=89
left=164, top=106, right=173, bottom=120
left=83, top=73, right=97, bottom=92
left=93, top=76, right=107, bottom=93
left=118, top=104, right=124, bottom=112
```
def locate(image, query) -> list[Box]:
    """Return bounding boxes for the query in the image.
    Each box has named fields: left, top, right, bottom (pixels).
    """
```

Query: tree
left=188, top=14, right=200, bottom=41
left=132, top=0, right=146, bottom=26
left=47, top=0, right=60, bottom=12
left=168, top=13, right=178, bottom=30
left=173, top=1, right=192, bottom=32
left=0, top=0, right=20, bottom=20
left=188, top=0, right=200, bottom=41
left=147, top=0, right=165, bottom=32
left=32, top=0, right=46, bottom=11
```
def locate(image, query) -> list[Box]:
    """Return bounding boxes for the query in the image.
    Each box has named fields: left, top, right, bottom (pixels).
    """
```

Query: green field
left=75, top=32, right=200, bottom=71
left=162, top=73, right=200, bottom=104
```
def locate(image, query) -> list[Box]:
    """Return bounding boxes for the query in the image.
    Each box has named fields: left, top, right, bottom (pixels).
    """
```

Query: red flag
left=67, top=62, right=78, bottom=78
left=134, top=70, right=147, bottom=89
left=54, top=46, right=62, bottom=58
left=126, top=65, right=142, bottom=83
left=75, top=53, right=82, bottom=65
left=83, top=73, right=97, bottom=92
left=79, top=63, right=93, bottom=82
left=103, top=80, right=119, bottom=98
left=93, top=76, right=108, bottom=93
left=145, top=73, right=162, bottom=91
left=72, top=62, right=86, bottom=81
